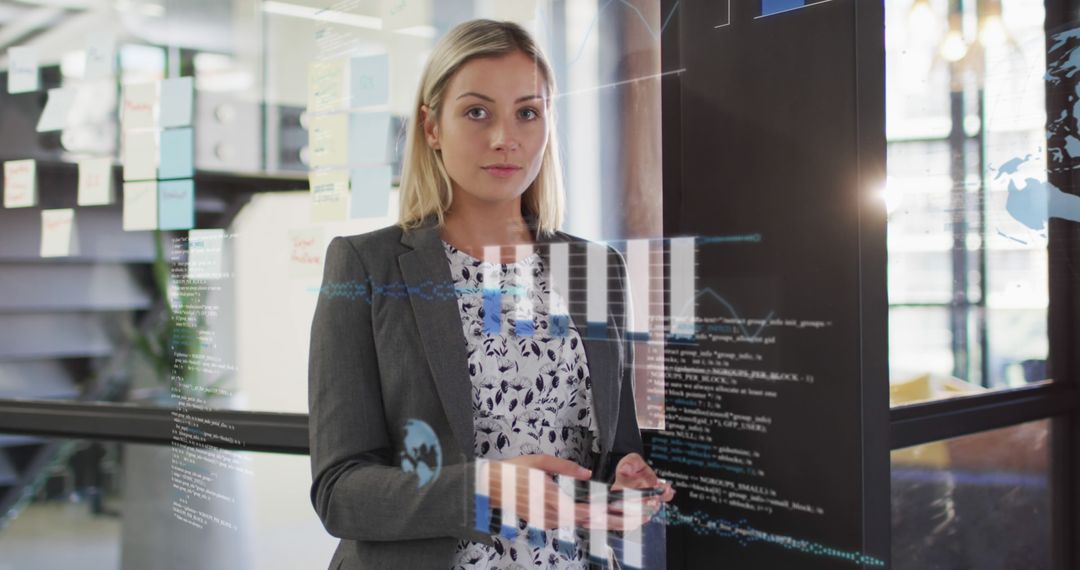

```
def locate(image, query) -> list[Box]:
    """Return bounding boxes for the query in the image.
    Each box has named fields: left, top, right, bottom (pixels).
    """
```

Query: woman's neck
left=441, top=197, right=534, bottom=263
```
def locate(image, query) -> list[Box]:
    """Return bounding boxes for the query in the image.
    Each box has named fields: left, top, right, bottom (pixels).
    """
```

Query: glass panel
left=891, top=418, right=1053, bottom=569
left=886, top=0, right=1057, bottom=404
left=0, top=0, right=662, bottom=414
left=0, top=435, right=333, bottom=569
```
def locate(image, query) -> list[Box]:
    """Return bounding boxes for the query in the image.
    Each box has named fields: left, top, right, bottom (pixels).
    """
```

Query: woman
left=308, top=19, right=673, bottom=569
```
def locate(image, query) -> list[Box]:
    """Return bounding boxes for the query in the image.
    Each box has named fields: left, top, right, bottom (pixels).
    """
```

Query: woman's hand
left=607, top=453, right=676, bottom=532
left=487, top=454, right=594, bottom=529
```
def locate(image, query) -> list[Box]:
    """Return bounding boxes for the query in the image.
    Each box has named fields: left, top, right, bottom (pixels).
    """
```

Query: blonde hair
left=398, top=19, right=564, bottom=236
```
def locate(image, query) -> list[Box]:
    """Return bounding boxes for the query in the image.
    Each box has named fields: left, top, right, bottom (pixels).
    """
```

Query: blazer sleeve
left=308, top=236, right=489, bottom=543
left=602, top=246, right=646, bottom=483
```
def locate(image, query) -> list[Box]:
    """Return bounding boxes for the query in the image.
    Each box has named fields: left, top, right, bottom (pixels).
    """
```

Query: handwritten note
left=158, top=179, right=195, bottom=230
left=309, top=115, right=349, bottom=167
left=7, top=47, right=38, bottom=94
left=77, top=157, right=114, bottom=206
left=350, top=54, right=389, bottom=108
left=36, top=87, right=77, bottom=132
left=288, top=227, right=325, bottom=279
left=122, top=82, right=157, bottom=130
left=308, top=59, right=346, bottom=114
left=4, top=159, right=37, bottom=208
left=41, top=209, right=77, bottom=257
left=188, top=229, right=225, bottom=280
left=309, top=170, right=350, bottom=222
left=122, top=181, right=158, bottom=231
left=350, top=165, right=393, bottom=219
left=348, top=112, right=391, bottom=166
left=123, top=130, right=158, bottom=181
left=84, top=34, right=115, bottom=81
left=160, top=77, right=193, bottom=128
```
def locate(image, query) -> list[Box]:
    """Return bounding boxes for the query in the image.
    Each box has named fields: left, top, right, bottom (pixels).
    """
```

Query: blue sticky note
left=350, top=54, right=389, bottom=108
left=761, top=0, right=805, bottom=16
left=159, top=128, right=194, bottom=179
left=348, top=112, right=391, bottom=166
left=160, top=76, right=193, bottom=128
left=349, top=165, right=392, bottom=218
left=158, top=179, right=194, bottom=230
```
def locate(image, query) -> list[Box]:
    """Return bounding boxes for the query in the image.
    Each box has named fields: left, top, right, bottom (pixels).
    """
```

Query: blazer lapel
left=398, top=221, right=475, bottom=459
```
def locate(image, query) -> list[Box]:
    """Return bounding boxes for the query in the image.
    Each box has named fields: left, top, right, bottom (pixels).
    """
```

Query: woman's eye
left=519, top=108, right=540, bottom=120
left=466, top=107, right=487, bottom=119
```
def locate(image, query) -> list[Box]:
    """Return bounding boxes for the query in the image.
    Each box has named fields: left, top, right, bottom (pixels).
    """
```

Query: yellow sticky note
left=308, top=59, right=346, bottom=114
left=308, top=114, right=349, bottom=168
left=4, top=159, right=37, bottom=208
left=309, top=170, right=350, bottom=222
left=123, top=130, right=158, bottom=181
left=78, top=157, right=115, bottom=206
left=41, top=209, right=78, bottom=257
left=122, top=82, right=157, bottom=129
left=123, top=181, right=158, bottom=231
left=288, top=227, right=325, bottom=279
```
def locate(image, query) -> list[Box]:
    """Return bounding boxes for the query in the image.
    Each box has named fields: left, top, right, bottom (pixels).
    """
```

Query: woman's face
left=423, top=50, right=550, bottom=210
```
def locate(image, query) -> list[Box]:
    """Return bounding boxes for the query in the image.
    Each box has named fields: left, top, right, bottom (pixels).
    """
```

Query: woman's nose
left=490, top=120, right=520, bottom=152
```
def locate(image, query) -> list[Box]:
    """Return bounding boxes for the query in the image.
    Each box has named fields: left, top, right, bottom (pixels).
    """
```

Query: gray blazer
left=308, top=215, right=644, bottom=569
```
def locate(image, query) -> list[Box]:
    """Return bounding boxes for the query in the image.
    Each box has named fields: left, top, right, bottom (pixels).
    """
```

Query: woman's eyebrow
left=455, top=92, right=545, bottom=104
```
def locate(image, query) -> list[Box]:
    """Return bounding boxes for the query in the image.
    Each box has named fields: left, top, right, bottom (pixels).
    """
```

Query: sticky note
left=188, top=229, right=225, bottom=280
left=350, top=165, right=392, bottom=218
left=308, top=59, right=346, bottom=114
left=159, top=127, right=194, bottom=179
left=160, top=76, right=193, bottom=128
left=350, top=54, right=389, bottom=108
left=309, top=170, right=350, bottom=222
left=348, top=112, right=391, bottom=165
left=3, top=159, right=37, bottom=208
left=7, top=47, right=38, bottom=94
left=309, top=115, right=349, bottom=167
left=77, top=157, right=115, bottom=206
left=123, top=130, right=158, bottom=181
left=288, top=227, right=325, bottom=279
left=123, top=181, right=158, bottom=231
left=381, top=0, right=431, bottom=31
left=122, top=82, right=157, bottom=129
left=158, top=179, right=195, bottom=230
left=84, top=34, right=115, bottom=80
left=37, top=87, right=80, bottom=132
left=41, top=209, right=78, bottom=257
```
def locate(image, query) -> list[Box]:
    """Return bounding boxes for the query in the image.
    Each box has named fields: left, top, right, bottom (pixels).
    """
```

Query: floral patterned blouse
left=443, top=240, right=599, bottom=570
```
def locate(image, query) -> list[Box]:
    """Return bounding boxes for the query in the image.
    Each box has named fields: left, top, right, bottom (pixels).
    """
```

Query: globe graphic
left=401, top=419, right=442, bottom=488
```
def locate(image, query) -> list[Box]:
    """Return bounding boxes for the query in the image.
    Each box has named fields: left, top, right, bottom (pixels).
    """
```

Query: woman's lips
left=482, top=165, right=521, bottom=178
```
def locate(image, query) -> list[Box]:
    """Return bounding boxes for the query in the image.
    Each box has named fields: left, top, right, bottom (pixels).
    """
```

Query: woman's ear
left=420, top=104, right=441, bottom=150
